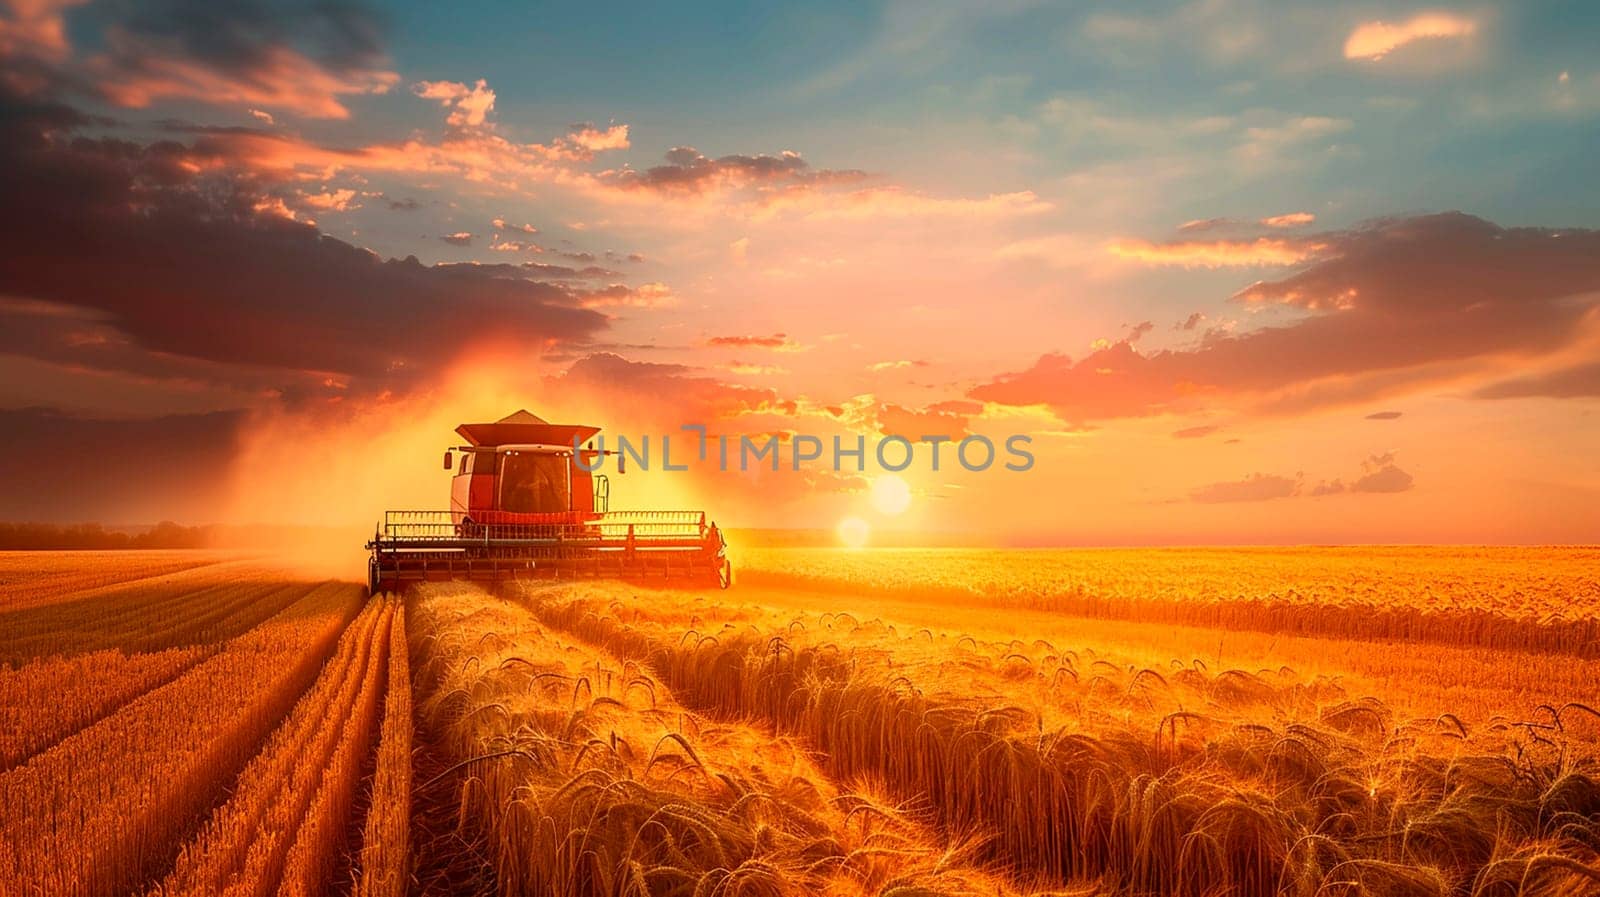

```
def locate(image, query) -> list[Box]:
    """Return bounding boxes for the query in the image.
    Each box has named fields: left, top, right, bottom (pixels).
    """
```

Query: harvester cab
left=365, top=410, right=730, bottom=594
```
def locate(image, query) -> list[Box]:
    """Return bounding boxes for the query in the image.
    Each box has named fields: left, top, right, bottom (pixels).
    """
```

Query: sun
left=869, top=474, right=912, bottom=515
left=836, top=516, right=870, bottom=548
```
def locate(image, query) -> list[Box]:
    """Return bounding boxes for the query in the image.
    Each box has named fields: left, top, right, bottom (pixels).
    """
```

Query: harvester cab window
left=465, top=452, right=499, bottom=476
left=499, top=452, right=570, bottom=513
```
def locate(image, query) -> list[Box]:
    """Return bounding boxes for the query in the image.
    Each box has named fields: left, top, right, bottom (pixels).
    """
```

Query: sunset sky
left=1, top=0, right=1597, bottom=543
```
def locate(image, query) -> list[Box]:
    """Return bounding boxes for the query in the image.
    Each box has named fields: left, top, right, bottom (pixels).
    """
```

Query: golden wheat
left=409, top=583, right=1026, bottom=897
left=0, top=644, right=210, bottom=770
left=740, top=546, right=1600, bottom=657
left=522, top=583, right=1600, bottom=897
left=0, top=581, right=363, bottom=897
left=354, top=601, right=415, bottom=897
left=0, top=550, right=229, bottom=610
left=154, top=596, right=391, bottom=896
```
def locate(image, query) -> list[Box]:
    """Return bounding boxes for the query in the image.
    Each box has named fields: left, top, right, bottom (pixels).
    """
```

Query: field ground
left=0, top=546, right=1597, bottom=896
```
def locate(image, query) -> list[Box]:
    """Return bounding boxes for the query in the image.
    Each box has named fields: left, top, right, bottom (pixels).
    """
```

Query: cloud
left=600, top=146, right=864, bottom=196
left=550, top=353, right=792, bottom=423
left=1171, top=425, right=1219, bottom=439
left=299, top=188, right=357, bottom=211
left=726, top=360, right=786, bottom=376
left=1178, top=312, right=1206, bottom=331
left=1190, top=473, right=1298, bottom=504
left=170, top=78, right=632, bottom=194
left=0, top=0, right=86, bottom=62
left=85, top=0, right=401, bottom=119
left=413, top=78, right=495, bottom=128
left=1473, top=361, right=1600, bottom=399
left=1351, top=452, right=1414, bottom=493
left=705, top=333, right=802, bottom=351
left=1345, top=13, right=1476, bottom=61
left=0, top=86, right=609, bottom=396
left=438, top=231, right=473, bottom=246
left=577, top=282, right=674, bottom=310
left=0, top=407, right=240, bottom=522
left=492, top=218, right=538, bottom=234
left=876, top=403, right=969, bottom=441
left=868, top=359, right=928, bottom=372
left=1109, top=236, right=1327, bottom=267
left=1191, top=453, right=1415, bottom=504
left=974, top=213, right=1600, bottom=423
left=383, top=195, right=420, bottom=211
left=758, top=186, right=1052, bottom=221
left=1261, top=212, right=1315, bottom=228
left=1310, top=479, right=1345, bottom=496
left=1365, top=410, right=1403, bottom=420
left=564, top=122, right=630, bottom=153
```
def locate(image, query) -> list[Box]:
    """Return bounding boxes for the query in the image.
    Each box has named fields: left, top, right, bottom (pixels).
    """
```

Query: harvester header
left=366, top=410, right=730, bottom=593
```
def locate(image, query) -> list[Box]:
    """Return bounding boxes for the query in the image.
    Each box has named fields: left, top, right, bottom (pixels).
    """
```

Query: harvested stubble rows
left=520, top=583, right=1600, bottom=897
left=737, top=547, right=1600, bottom=658
left=408, top=582, right=1026, bottom=897
left=0, top=562, right=419, bottom=897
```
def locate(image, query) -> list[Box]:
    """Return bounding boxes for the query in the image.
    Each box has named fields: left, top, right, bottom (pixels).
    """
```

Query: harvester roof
left=455, top=410, right=601, bottom=448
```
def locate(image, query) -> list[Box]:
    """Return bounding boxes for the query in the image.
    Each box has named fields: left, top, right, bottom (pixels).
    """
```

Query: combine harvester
left=366, top=411, right=730, bottom=593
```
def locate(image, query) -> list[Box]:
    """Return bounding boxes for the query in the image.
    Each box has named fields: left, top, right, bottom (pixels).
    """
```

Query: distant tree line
left=0, top=522, right=213, bottom=550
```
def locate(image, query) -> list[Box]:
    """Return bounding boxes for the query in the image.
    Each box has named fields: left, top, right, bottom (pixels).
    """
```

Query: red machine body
left=365, top=411, right=729, bottom=593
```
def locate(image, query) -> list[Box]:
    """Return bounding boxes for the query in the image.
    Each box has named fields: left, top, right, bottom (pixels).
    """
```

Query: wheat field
left=0, top=547, right=1596, bottom=896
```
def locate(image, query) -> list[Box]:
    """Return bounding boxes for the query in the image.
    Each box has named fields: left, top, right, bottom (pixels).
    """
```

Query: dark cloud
left=0, top=407, right=240, bottom=523
left=1178, top=312, right=1206, bottom=331
left=974, top=214, right=1600, bottom=423
left=1365, top=410, right=1404, bottom=420
left=82, top=0, right=399, bottom=118
left=1190, top=473, right=1299, bottom=504
left=1473, top=361, right=1600, bottom=400
left=383, top=196, right=421, bottom=211
left=551, top=353, right=793, bottom=423
left=601, top=146, right=866, bottom=196
left=0, top=86, right=609, bottom=394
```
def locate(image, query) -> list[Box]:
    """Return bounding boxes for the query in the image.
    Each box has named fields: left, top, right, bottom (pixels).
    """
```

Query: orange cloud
left=1344, top=12, right=1476, bottom=61
left=0, top=0, right=88, bottom=61
left=93, top=38, right=398, bottom=120
left=413, top=78, right=495, bottom=128
left=757, top=186, right=1052, bottom=221
left=706, top=333, right=803, bottom=352
left=867, top=359, right=928, bottom=372
left=578, top=282, right=675, bottom=310
left=977, top=214, right=1600, bottom=423
left=1261, top=212, right=1315, bottom=228
left=1108, top=236, right=1327, bottom=267
left=298, top=188, right=357, bottom=211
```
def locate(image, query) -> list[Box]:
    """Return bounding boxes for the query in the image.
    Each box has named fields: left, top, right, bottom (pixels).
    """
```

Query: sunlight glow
left=836, top=516, right=870, bottom=548
left=869, top=475, right=912, bottom=515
